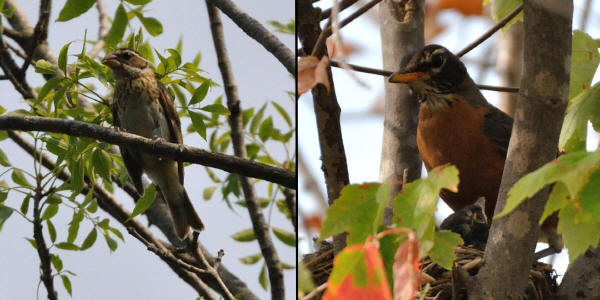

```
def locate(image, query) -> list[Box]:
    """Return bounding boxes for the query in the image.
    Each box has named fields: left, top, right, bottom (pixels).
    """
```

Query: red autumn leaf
left=393, top=231, right=419, bottom=300
left=298, top=56, right=330, bottom=95
left=434, top=0, right=483, bottom=16
left=323, top=238, right=392, bottom=300
left=304, top=214, right=323, bottom=231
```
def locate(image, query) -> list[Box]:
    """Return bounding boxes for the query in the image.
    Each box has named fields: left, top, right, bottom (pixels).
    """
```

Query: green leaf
left=258, top=117, right=274, bottom=142
left=20, top=194, right=30, bottom=215
left=569, top=30, right=600, bottom=99
left=0, top=148, right=9, bottom=166
left=320, top=183, right=384, bottom=245
left=540, top=182, right=570, bottom=224
left=272, top=227, right=296, bottom=246
left=105, top=4, right=128, bottom=52
left=200, top=104, right=230, bottom=116
left=231, top=228, right=256, bottom=242
left=258, top=263, right=268, bottom=290
left=560, top=82, right=600, bottom=152
left=428, top=230, right=463, bottom=270
left=38, top=77, right=63, bottom=102
left=497, top=151, right=600, bottom=218
left=202, top=186, right=217, bottom=200
left=135, top=12, right=163, bottom=36
left=58, top=42, right=71, bottom=74
left=55, top=242, right=80, bottom=250
left=189, top=82, right=209, bottom=105
left=394, top=165, right=459, bottom=238
left=250, top=104, right=267, bottom=134
left=80, top=227, right=97, bottom=250
left=268, top=20, right=295, bottom=35
left=61, top=275, right=72, bottom=296
left=575, top=169, right=600, bottom=223
left=47, top=219, right=57, bottom=243
left=124, top=0, right=151, bottom=4
left=11, top=169, right=31, bottom=188
left=0, top=205, right=12, bottom=231
left=558, top=203, right=600, bottom=264
left=56, top=0, right=96, bottom=22
left=25, top=238, right=37, bottom=248
left=167, top=48, right=181, bottom=68
left=92, top=149, right=112, bottom=182
left=67, top=213, right=81, bottom=243
left=189, top=111, right=207, bottom=139
left=127, top=184, right=157, bottom=221
left=104, top=232, right=118, bottom=251
left=299, top=262, right=316, bottom=293
left=271, top=101, right=292, bottom=127
left=41, top=203, right=59, bottom=220
left=51, top=254, right=63, bottom=272
left=34, top=59, right=56, bottom=74
left=490, top=0, right=523, bottom=32
left=239, top=253, right=262, bottom=265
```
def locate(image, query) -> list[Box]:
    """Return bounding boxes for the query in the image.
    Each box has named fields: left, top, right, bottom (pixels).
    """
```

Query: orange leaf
left=435, top=0, right=483, bottom=16
left=393, top=231, right=419, bottom=300
left=323, top=239, right=393, bottom=300
left=298, top=56, right=331, bottom=95
left=305, top=214, right=323, bottom=231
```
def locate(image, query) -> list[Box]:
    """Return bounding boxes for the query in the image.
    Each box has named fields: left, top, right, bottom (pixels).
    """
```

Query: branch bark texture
left=206, top=3, right=285, bottom=299
left=557, top=242, right=600, bottom=299
left=0, top=115, right=295, bottom=189
left=298, top=0, right=351, bottom=255
left=205, top=0, right=294, bottom=74
left=378, top=0, right=424, bottom=225
left=471, top=0, right=573, bottom=298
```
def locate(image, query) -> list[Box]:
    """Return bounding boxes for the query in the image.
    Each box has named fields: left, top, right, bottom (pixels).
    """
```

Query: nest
left=302, top=242, right=558, bottom=300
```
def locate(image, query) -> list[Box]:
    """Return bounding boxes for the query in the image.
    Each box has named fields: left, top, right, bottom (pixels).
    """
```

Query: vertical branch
left=20, top=0, right=51, bottom=74
left=378, top=0, right=424, bottom=225
left=471, top=0, right=573, bottom=298
left=33, top=175, right=57, bottom=300
left=86, top=0, right=110, bottom=59
left=205, top=3, right=285, bottom=299
left=298, top=0, right=350, bottom=255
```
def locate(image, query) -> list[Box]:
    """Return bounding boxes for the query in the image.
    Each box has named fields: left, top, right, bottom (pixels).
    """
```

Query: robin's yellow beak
left=388, top=71, right=426, bottom=83
left=102, top=54, right=120, bottom=68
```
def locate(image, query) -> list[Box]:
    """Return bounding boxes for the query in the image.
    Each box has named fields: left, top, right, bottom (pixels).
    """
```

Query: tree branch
left=205, top=0, right=294, bottom=74
left=206, top=3, right=285, bottom=299
left=455, top=3, right=523, bottom=57
left=0, top=115, right=295, bottom=188
left=32, top=178, right=58, bottom=300
left=7, top=130, right=260, bottom=300
left=283, top=188, right=297, bottom=233
left=20, top=0, right=51, bottom=74
left=86, top=0, right=109, bottom=59
left=298, top=0, right=350, bottom=255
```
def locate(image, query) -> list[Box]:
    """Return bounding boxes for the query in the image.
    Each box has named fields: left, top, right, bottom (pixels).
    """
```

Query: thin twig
left=0, top=23, right=35, bottom=98
left=301, top=282, right=328, bottom=300
left=21, top=0, right=51, bottom=74
left=0, top=115, right=296, bottom=188
left=87, top=0, right=109, bottom=59
left=32, top=177, right=58, bottom=300
left=206, top=0, right=294, bottom=74
left=206, top=3, right=285, bottom=299
left=328, top=59, right=520, bottom=93
left=311, top=0, right=382, bottom=56
left=455, top=4, right=524, bottom=57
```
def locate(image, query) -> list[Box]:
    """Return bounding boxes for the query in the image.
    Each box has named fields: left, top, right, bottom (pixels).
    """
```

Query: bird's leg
left=151, top=135, right=166, bottom=160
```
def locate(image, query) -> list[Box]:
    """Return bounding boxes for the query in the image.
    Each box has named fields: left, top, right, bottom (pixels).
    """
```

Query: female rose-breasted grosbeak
left=102, top=48, right=204, bottom=239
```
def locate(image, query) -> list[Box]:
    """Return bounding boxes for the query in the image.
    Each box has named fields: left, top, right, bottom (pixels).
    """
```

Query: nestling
left=102, top=48, right=204, bottom=239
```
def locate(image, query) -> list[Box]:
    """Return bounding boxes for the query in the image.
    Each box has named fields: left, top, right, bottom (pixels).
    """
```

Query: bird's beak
left=102, top=54, right=120, bottom=68
left=388, top=71, right=426, bottom=83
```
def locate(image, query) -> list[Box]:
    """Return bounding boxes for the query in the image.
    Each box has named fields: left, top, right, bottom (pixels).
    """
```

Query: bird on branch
left=103, top=48, right=204, bottom=239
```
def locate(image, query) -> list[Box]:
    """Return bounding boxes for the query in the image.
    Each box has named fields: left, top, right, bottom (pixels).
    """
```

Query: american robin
left=440, top=197, right=489, bottom=250
left=388, top=44, right=561, bottom=253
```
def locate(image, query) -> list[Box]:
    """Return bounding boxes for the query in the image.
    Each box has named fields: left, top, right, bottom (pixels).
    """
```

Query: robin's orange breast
left=417, top=95, right=506, bottom=219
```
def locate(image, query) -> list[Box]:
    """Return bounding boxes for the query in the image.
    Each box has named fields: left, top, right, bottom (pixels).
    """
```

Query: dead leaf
left=298, top=56, right=331, bottom=95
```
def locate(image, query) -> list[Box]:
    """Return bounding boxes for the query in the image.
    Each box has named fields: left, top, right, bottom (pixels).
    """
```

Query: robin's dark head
left=388, top=45, right=469, bottom=108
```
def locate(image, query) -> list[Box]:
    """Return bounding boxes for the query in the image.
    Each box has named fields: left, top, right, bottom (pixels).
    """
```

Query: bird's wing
left=483, top=105, right=513, bottom=157
left=113, top=99, right=144, bottom=194
left=156, top=80, right=185, bottom=184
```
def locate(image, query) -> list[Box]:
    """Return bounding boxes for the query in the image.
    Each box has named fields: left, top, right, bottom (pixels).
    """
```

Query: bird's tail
left=170, top=189, right=204, bottom=239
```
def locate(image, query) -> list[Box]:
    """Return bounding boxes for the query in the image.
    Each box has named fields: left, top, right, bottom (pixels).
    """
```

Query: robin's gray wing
left=156, top=79, right=185, bottom=185
left=483, top=105, right=513, bottom=157
left=113, top=99, right=144, bottom=194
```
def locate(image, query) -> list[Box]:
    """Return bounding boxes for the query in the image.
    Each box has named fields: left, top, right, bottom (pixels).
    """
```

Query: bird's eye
left=119, top=52, right=133, bottom=60
left=431, top=53, right=444, bottom=68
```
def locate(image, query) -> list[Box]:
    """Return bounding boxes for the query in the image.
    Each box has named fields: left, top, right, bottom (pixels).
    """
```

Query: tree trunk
left=378, top=0, right=424, bottom=225
left=470, top=0, right=573, bottom=298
